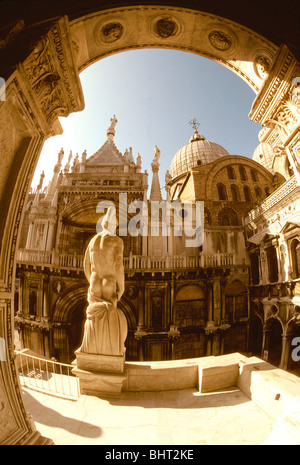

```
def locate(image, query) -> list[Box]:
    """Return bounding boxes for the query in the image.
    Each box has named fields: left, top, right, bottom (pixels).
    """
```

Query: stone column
left=280, top=334, right=292, bottom=370
left=0, top=16, right=84, bottom=445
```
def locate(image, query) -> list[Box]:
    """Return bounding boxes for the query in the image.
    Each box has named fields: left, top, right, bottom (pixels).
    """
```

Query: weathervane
left=189, top=117, right=200, bottom=133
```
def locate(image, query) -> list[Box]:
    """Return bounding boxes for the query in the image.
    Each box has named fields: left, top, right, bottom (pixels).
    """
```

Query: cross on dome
left=189, top=117, right=200, bottom=133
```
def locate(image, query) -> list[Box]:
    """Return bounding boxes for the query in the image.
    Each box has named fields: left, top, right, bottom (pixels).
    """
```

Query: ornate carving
left=254, top=55, right=271, bottom=79
left=155, top=18, right=177, bottom=38
left=208, top=30, right=232, bottom=51
left=101, top=22, right=124, bottom=43
left=19, top=18, right=84, bottom=126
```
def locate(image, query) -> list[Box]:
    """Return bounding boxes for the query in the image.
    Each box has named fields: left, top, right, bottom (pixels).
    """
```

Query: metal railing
left=15, top=350, right=80, bottom=400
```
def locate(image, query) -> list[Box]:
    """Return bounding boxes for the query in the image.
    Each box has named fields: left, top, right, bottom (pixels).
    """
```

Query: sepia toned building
left=15, top=116, right=278, bottom=366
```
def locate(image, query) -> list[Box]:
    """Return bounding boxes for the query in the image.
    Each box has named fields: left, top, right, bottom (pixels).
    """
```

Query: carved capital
left=18, top=16, right=84, bottom=129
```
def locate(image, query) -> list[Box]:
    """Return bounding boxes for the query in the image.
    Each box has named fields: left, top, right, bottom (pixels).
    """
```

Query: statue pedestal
left=72, top=350, right=127, bottom=398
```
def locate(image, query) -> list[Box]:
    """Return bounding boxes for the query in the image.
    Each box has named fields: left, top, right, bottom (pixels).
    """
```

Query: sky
left=32, top=48, right=262, bottom=193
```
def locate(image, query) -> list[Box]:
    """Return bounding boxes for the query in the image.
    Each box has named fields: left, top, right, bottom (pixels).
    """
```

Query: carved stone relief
left=19, top=18, right=84, bottom=126
left=149, top=15, right=182, bottom=40
left=94, top=18, right=127, bottom=46
left=101, top=22, right=124, bottom=43
left=208, top=30, right=232, bottom=51
left=254, top=55, right=272, bottom=79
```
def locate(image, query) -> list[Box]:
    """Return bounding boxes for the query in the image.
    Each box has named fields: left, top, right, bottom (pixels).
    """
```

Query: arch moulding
left=0, top=5, right=299, bottom=445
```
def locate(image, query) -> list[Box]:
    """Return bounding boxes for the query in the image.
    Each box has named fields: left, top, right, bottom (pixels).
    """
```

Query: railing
left=15, top=350, right=80, bottom=400
left=17, top=249, right=234, bottom=271
left=124, top=251, right=234, bottom=269
left=245, top=175, right=299, bottom=224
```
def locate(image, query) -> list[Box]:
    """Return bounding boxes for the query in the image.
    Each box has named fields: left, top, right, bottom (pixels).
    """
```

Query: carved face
left=101, top=23, right=123, bottom=43
left=155, top=19, right=176, bottom=38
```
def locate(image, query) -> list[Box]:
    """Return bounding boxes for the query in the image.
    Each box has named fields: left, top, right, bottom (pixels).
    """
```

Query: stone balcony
left=16, top=249, right=234, bottom=273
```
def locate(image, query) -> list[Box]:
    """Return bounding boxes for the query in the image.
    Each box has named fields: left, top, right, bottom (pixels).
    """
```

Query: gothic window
left=265, top=187, right=270, bottom=197
left=175, top=285, right=207, bottom=328
left=239, top=165, right=247, bottom=181
left=251, top=169, right=259, bottom=182
left=217, top=182, right=227, bottom=200
left=243, top=185, right=252, bottom=202
left=291, top=238, right=300, bottom=279
left=227, top=166, right=236, bottom=180
left=230, top=184, right=240, bottom=202
left=254, top=187, right=263, bottom=200
left=218, top=208, right=239, bottom=226
left=266, top=246, right=279, bottom=283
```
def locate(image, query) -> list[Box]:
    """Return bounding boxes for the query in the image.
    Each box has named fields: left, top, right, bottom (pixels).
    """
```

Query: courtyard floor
left=22, top=385, right=278, bottom=446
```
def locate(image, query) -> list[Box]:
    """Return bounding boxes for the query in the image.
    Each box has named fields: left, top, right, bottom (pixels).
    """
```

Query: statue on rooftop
left=79, top=206, right=127, bottom=356
left=108, top=114, right=118, bottom=131
left=153, top=145, right=161, bottom=163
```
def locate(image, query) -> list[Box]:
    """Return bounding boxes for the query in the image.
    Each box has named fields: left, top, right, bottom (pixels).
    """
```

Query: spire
left=44, top=148, right=64, bottom=200
left=107, top=115, right=118, bottom=141
left=150, top=145, right=162, bottom=201
left=37, top=171, right=45, bottom=192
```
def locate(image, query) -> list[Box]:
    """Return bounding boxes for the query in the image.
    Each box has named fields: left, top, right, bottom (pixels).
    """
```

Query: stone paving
left=22, top=386, right=277, bottom=446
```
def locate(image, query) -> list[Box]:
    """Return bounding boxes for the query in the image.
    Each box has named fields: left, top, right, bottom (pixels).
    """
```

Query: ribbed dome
left=252, top=142, right=275, bottom=174
left=169, top=131, right=229, bottom=179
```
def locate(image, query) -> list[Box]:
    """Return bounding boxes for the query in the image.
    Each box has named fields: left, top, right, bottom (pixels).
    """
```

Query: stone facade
left=15, top=117, right=277, bottom=366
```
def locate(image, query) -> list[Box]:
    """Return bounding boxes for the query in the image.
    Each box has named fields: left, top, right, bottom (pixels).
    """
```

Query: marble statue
left=79, top=207, right=127, bottom=356
left=153, top=145, right=161, bottom=163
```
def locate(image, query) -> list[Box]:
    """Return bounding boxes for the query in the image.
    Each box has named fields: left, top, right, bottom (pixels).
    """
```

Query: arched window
left=243, top=185, right=252, bottom=202
left=239, top=165, right=247, bottom=181
left=266, top=246, right=279, bottom=283
left=291, top=238, right=300, bottom=279
left=29, top=290, right=37, bottom=317
left=265, top=186, right=270, bottom=197
left=218, top=208, right=239, bottom=226
left=217, top=182, right=227, bottom=200
left=227, top=166, right=236, bottom=180
left=231, top=184, right=240, bottom=202
left=251, top=169, right=259, bottom=182
left=254, top=187, right=263, bottom=200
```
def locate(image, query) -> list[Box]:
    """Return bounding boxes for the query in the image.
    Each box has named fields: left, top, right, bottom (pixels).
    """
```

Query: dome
left=252, top=142, right=275, bottom=174
left=169, top=131, right=230, bottom=179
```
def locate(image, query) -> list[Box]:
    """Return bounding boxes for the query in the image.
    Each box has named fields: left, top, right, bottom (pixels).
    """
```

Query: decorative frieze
left=18, top=16, right=84, bottom=128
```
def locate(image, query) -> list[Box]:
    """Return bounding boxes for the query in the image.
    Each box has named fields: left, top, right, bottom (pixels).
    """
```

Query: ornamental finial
left=189, top=117, right=200, bottom=133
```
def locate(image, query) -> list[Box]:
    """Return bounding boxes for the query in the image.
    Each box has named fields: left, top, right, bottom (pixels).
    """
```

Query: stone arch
left=71, top=7, right=278, bottom=94
left=174, top=283, right=207, bottom=328
left=52, top=285, right=87, bottom=362
left=205, top=155, right=274, bottom=200
left=118, top=297, right=138, bottom=361
left=0, top=3, right=299, bottom=445
left=218, top=207, right=239, bottom=226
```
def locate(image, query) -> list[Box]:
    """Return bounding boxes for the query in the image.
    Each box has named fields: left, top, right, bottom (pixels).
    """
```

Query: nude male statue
left=79, top=207, right=127, bottom=356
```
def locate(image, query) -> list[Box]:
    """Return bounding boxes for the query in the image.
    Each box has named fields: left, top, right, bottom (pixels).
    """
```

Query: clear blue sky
left=33, top=48, right=262, bottom=193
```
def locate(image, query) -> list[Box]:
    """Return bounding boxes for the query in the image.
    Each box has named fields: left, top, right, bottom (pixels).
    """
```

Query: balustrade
left=17, top=249, right=234, bottom=271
